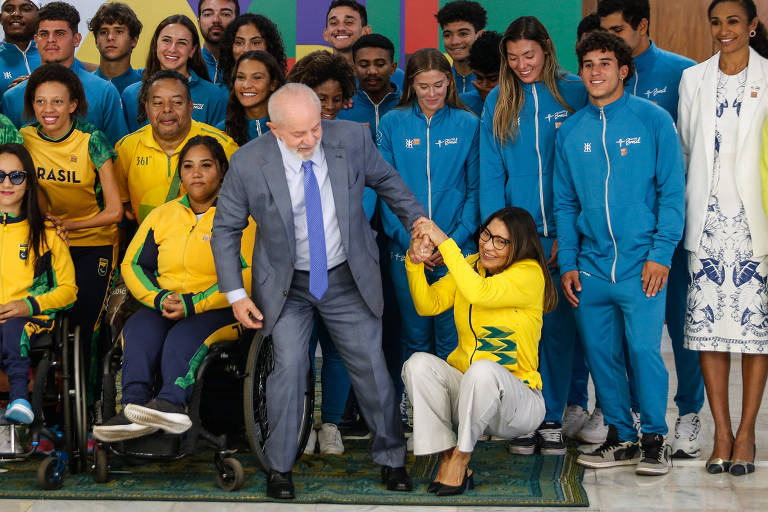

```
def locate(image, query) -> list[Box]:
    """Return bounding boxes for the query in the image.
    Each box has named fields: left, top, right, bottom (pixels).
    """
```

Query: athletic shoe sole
left=5, top=404, right=34, bottom=424
left=93, top=424, right=157, bottom=443
left=577, top=457, right=640, bottom=468
left=636, top=464, right=670, bottom=475
left=540, top=447, right=567, bottom=456
left=576, top=432, right=609, bottom=445
left=508, top=445, right=536, bottom=455
left=124, top=404, right=192, bottom=434
left=671, top=447, right=701, bottom=459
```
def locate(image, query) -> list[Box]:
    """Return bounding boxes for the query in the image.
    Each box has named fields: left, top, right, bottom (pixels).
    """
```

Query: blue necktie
left=302, top=160, right=328, bottom=299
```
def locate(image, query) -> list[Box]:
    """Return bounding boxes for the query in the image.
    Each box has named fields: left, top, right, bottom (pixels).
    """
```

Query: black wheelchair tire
left=243, top=333, right=315, bottom=473
left=37, top=457, right=64, bottom=490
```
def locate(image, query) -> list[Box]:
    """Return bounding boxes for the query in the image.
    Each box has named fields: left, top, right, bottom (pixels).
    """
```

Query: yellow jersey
left=21, top=121, right=117, bottom=247
left=114, top=120, right=238, bottom=224
left=406, top=238, right=545, bottom=389
left=121, top=195, right=255, bottom=315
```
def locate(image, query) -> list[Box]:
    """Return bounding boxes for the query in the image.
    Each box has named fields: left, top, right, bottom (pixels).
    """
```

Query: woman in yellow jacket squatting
left=0, top=143, right=77, bottom=425
left=402, top=206, right=558, bottom=496
left=93, top=136, right=255, bottom=443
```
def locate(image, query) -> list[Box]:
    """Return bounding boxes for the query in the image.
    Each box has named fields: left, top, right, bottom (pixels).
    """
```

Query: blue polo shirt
left=93, top=66, right=143, bottom=95
left=1, top=58, right=128, bottom=144
left=121, top=69, right=228, bottom=132
left=0, top=40, right=40, bottom=97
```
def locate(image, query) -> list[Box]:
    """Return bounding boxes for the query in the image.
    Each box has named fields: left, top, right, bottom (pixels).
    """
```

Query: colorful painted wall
left=74, top=0, right=583, bottom=73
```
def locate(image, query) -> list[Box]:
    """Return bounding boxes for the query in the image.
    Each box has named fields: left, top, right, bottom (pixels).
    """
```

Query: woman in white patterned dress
left=678, top=0, right=768, bottom=476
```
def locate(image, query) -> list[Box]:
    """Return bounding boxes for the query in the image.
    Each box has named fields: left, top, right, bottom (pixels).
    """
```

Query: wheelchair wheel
left=243, top=333, right=315, bottom=473
left=93, top=446, right=109, bottom=483
left=215, top=457, right=244, bottom=491
left=61, top=323, right=88, bottom=474
left=37, top=457, right=65, bottom=490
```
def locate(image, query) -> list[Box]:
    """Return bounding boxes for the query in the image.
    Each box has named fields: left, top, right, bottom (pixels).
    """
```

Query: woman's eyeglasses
left=0, top=170, right=27, bottom=185
left=480, top=228, right=511, bottom=250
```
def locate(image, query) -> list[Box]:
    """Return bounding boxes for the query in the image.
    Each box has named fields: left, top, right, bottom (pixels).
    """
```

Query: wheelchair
left=0, top=314, right=88, bottom=490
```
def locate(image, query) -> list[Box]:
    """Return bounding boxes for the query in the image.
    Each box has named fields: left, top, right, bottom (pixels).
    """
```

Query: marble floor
left=2, top=330, right=767, bottom=511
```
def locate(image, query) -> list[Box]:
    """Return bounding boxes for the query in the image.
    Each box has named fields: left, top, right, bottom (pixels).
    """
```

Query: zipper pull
left=2, top=212, right=6, bottom=231
left=600, top=107, right=604, bottom=120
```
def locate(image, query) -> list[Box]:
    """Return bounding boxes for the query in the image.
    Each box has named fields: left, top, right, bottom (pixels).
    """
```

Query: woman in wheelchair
left=0, top=143, right=77, bottom=424
left=402, top=207, right=555, bottom=495
left=93, top=136, right=255, bottom=442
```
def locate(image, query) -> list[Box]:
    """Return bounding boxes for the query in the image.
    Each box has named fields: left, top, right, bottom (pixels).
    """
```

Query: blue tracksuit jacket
left=629, top=41, right=695, bottom=123
left=480, top=76, right=588, bottom=234
left=215, top=115, right=269, bottom=143
left=93, top=66, right=143, bottom=95
left=122, top=70, right=228, bottom=132
left=0, top=40, right=39, bottom=97
left=378, top=102, right=479, bottom=253
left=554, top=91, right=685, bottom=282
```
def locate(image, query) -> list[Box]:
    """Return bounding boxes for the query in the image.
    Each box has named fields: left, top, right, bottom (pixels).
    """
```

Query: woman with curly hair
left=287, top=50, right=356, bottom=120
left=216, top=51, right=285, bottom=146
left=219, top=14, right=288, bottom=86
left=121, top=14, right=228, bottom=132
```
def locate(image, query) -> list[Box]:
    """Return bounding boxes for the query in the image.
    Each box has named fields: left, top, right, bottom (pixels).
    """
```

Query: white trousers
left=402, top=352, right=545, bottom=455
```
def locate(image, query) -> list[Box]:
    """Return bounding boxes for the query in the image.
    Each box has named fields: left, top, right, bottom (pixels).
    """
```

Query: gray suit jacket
left=212, top=119, right=427, bottom=335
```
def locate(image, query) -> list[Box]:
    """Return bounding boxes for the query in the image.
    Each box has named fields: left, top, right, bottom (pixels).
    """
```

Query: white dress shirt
left=226, top=138, right=346, bottom=304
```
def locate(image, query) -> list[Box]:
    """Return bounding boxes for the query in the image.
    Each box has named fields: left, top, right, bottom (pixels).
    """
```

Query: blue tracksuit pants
left=310, top=319, right=350, bottom=425
left=0, top=317, right=48, bottom=402
left=121, top=307, right=240, bottom=406
left=567, top=245, right=703, bottom=416
left=538, top=237, right=580, bottom=423
left=389, top=245, right=458, bottom=362
left=572, top=272, right=669, bottom=441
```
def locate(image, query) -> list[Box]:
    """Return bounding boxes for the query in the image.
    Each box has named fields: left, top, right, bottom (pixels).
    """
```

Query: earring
left=750, top=29, right=757, bottom=38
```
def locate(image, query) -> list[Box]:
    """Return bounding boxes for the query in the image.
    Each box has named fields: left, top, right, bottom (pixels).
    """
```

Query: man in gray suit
left=212, top=83, right=428, bottom=499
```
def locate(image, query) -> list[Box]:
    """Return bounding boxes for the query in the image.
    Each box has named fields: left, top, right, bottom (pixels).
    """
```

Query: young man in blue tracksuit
left=554, top=32, right=684, bottom=475
left=89, top=2, right=143, bottom=95
left=458, top=30, right=501, bottom=116
left=479, top=16, right=588, bottom=455
left=0, top=2, right=127, bottom=144
left=436, top=1, right=487, bottom=95
left=0, top=0, right=40, bottom=97
left=594, top=0, right=703, bottom=459
left=378, top=70, right=479, bottom=365
left=198, top=0, right=238, bottom=85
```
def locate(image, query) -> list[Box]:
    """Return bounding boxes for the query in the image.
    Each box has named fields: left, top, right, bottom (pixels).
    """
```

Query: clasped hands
left=408, top=217, right=449, bottom=271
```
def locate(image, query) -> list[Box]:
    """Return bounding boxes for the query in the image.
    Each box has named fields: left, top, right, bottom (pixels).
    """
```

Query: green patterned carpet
left=0, top=440, right=587, bottom=506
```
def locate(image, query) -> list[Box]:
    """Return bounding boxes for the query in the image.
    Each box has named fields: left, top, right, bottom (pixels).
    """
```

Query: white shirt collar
left=275, top=137, right=324, bottom=174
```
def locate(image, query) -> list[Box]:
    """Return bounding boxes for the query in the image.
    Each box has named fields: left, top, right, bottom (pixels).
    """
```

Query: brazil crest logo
left=19, top=243, right=28, bottom=260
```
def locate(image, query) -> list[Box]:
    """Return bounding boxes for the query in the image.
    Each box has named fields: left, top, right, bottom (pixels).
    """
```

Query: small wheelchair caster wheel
left=216, top=457, right=245, bottom=491
left=37, top=457, right=65, bottom=490
left=94, top=447, right=110, bottom=483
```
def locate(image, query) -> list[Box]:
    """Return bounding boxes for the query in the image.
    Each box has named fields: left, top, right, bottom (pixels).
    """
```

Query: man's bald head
left=267, top=83, right=323, bottom=161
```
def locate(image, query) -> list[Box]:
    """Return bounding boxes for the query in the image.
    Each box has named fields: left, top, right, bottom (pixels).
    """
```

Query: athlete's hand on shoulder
left=233, top=297, right=263, bottom=329
left=45, top=216, right=69, bottom=245
left=7, top=75, right=27, bottom=89
left=641, top=260, right=669, bottom=298
left=561, top=270, right=581, bottom=308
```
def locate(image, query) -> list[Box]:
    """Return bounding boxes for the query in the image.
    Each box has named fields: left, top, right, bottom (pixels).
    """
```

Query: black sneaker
left=636, top=433, right=671, bottom=475
left=124, top=398, right=192, bottom=434
left=508, top=432, right=537, bottom=455
left=93, top=410, right=157, bottom=442
left=538, top=421, right=566, bottom=456
left=577, top=425, right=640, bottom=468
left=339, top=417, right=371, bottom=439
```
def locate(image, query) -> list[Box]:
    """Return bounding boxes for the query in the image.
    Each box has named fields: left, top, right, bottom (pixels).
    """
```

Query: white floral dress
left=684, top=69, right=768, bottom=353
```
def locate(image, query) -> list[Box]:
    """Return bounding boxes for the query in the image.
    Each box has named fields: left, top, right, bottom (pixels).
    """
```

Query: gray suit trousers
left=266, top=262, right=406, bottom=472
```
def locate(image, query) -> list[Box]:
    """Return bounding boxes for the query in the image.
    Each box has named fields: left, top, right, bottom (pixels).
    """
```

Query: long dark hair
left=136, top=15, right=208, bottom=125
left=708, top=0, right=768, bottom=58
left=397, top=48, right=469, bottom=112
left=0, top=144, right=48, bottom=266
left=219, top=14, right=288, bottom=85
left=225, top=51, right=285, bottom=146
left=479, top=207, right=558, bottom=314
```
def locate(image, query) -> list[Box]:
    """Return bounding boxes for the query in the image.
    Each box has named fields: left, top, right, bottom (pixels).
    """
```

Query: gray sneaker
left=577, top=425, right=640, bottom=468
left=576, top=407, right=609, bottom=444
left=671, top=413, right=702, bottom=458
left=636, top=433, right=671, bottom=475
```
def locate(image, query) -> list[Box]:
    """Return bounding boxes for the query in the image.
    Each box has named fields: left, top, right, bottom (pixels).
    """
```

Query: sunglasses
left=0, top=170, right=27, bottom=185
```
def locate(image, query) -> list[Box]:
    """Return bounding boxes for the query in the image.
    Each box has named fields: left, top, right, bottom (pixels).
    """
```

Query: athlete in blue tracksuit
left=459, top=89, right=484, bottom=116
left=378, top=101, right=479, bottom=361
left=338, top=81, right=401, bottom=218
left=567, top=39, right=703, bottom=425
left=480, top=75, right=588, bottom=439
left=215, top=116, right=269, bottom=143
left=453, top=67, right=476, bottom=95
left=93, top=66, right=143, bottom=95
left=554, top=89, right=685, bottom=444
left=202, top=46, right=223, bottom=86
left=122, top=70, right=228, bottom=132
left=0, top=39, right=40, bottom=96
left=1, top=59, right=127, bottom=144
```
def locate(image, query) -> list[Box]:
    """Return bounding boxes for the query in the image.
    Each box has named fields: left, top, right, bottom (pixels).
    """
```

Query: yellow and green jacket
left=114, top=120, right=238, bottom=224
left=405, top=238, right=544, bottom=389
left=0, top=213, right=78, bottom=320
left=122, top=195, right=255, bottom=316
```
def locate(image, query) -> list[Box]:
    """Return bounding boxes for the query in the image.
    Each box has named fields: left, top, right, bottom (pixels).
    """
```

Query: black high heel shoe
left=729, top=445, right=756, bottom=476
left=435, top=468, right=474, bottom=496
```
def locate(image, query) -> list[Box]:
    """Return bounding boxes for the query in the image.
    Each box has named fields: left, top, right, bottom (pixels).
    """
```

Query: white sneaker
left=671, top=413, right=702, bottom=458
left=304, top=427, right=317, bottom=455
left=576, top=408, right=609, bottom=445
left=632, top=410, right=641, bottom=435
left=562, top=405, right=590, bottom=438
left=318, top=422, right=344, bottom=455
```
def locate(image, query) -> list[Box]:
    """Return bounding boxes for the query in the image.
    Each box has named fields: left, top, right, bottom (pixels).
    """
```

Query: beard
left=287, top=140, right=321, bottom=162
